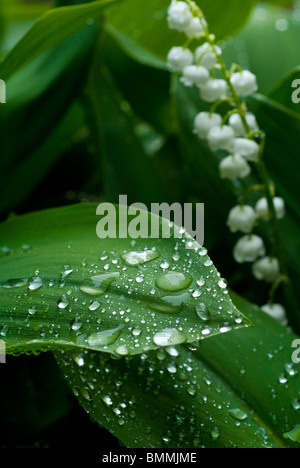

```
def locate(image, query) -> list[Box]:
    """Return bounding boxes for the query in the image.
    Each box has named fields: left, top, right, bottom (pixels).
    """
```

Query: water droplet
left=80, top=272, right=120, bottom=296
left=70, top=317, right=84, bottom=331
left=291, top=398, right=300, bottom=410
left=57, top=297, right=69, bottom=309
left=211, top=427, right=220, bottom=440
left=28, top=277, right=43, bottom=291
left=0, top=278, right=28, bottom=289
left=115, top=345, right=129, bottom=356
left=89, top=301, right=101, bottom=311
left=87, top=325, right=124, bottom=348
left=228, top=408, right=248, bottom=421
left=278, top=374, right=288, bottom=384
left=155, top=271, right=192, bottom=292
left=148, top=292, right=189, bottom=314
left=153, top=328, right=186, bottom=347
left=197, top=277, right=206, bottom=287
left=192, top=289, right=202, bottom=298
left=196, top=303, right=211, bottom=321
left=121, top=250, right=160, bottom=266
left=204, top=259, right=213, bottom=267
left=218, top=279, right=227, bottom=289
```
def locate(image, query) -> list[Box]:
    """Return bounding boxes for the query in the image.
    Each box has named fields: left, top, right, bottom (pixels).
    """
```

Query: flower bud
left=184, top=16, right=206, bottom=37
left=181, top=65, right=209, bottom=87
left=167, top=46, right=193, bottom=72
left=233, top=138, right=260, bottom=162
left=195, top=42, right=222, bottom=69
left=233, top=235, right=265, bottom=264
left=207, top=125, right=235, bottom=152
left=230, top=70, right=258, bottom=97
left=261, top=303, right=288, bottom=325
left=227, top=205, right=257, bottom=233
left=252, top=257, right=280, bottom=283
left=193, top=112, right=222, bottom=139
left=219, top=155, right=251, bottom=181
left=255, top=197, right=285, bottom=220
left=229, top=112, right=259, bottom=137
left=167, top=1, right=193, bottom=32
left=200, top=79, right=227, bottom=102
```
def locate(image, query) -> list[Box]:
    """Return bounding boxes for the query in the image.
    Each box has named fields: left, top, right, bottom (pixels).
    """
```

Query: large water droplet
left=196, top=303, right=211, bottom=321
left=28, top=277, right=43, bottom=291
left=121, top=250, right=160, bottom=266
left=70, top=317, right=84, bottom=331
left=87, top=325, right=124, bottom=348
left=148, top=292, right=189, bottom=314
left=80, top=272, right=120, bottom=296
left=153, top=328, right=186, bottom=347
left=0, top=278, right=28, bottom=289
left=228, top=408, right=248, bottom=421
left=155, top=271, right=192, bottom=292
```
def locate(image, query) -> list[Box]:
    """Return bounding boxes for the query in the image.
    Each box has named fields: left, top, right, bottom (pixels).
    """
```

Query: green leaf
left=55, top=292, right=300, bottom=448
left=0, top=203, right=250, bottom=356
left=83, top=59, right=167, bottom=205
left=284, top=424, right=300, bottom=443
left=0, top=0, right=119, bottom=80
left=106, top=0, right=256, bottom=69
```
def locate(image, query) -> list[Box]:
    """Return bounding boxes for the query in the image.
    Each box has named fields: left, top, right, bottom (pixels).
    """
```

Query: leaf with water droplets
left=55, top=293, right=300, bottom=448
left=0, top=204, right=250, bottom=356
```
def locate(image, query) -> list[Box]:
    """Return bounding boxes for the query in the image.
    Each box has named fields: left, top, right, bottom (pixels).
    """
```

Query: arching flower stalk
left=166, top=0, right=293, bottom=324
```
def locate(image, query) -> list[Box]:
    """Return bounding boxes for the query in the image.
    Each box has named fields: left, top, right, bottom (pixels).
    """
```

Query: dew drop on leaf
left=155, top=271, right=193, bottom=292
left=196, top=303, right=211, bottom=321
left=0, top=278, right=28, bottom=289
left=80, top=272, right=120, bottom=296
left=153, top=328, right=187, bottom=347
left=87, top=325, right=124, bottom=348
left=121, top=250, right=160, bottom=266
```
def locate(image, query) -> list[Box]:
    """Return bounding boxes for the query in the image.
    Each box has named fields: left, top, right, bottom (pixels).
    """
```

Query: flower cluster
left=166, top=0, right=287, bottom=324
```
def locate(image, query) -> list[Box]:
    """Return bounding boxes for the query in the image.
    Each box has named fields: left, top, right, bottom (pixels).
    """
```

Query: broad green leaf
left=106, top=0, right=256, bottom=69
left=55, top=292, right=300, bottom=448
left=0, top=0, right=119, bottom=80
left=0, top=204, right=250, bottom=357
left=0, top=26, right=98, bottom=216
left=84, top=58, right=167, bottom=205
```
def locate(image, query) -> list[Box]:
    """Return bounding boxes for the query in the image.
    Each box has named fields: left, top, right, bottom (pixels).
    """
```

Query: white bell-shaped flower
left=261, top=303, right=288, bottom=325
left=184, top=16, right=206, bottom=37
left=233, top=138, right=260, bottom=162
left=233, top=235, right=265, bottom=264
left=200, top=79, right=227, bottom=103
left=227, top=205, right=257, bottom=233
left=195, top=43, right=222, bottom=69
left=252, top=256, right=280, bottom=282
left=167, top=46, right=193, bottom=72
left=219, top=154, right=251, bottom=181
left=230, top=70, right=258, bottom=97
left=229, top=112, right=259, bottom=137
left=181, top=65, right=209, bottom=87
left=167, top=1, right=193, bottom=32
left=193, top=112, right=222, bottom=139
left=207, top=125, right=235, bottom=152
left=255, top=197, right=286, bottom=220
